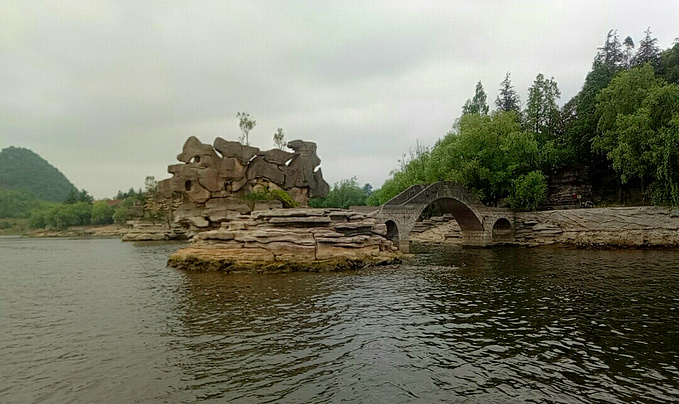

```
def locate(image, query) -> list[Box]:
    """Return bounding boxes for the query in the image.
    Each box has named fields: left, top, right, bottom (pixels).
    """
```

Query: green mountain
left=0, top=146, right=78, bottom=202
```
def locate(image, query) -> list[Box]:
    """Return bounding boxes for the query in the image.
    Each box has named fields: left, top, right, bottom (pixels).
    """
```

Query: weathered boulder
left=260, top=148, right=295, bottom=165
left=177, top=136, right=220, bottom=166
left=246, top=156, right=286, bottom=184
left=213, top=137, right=259, bottom=165
left=219, top=157, right=246, bottom=180
left=197, top=167, right=224, bottom=192
left=202, top=197, right=251, bottom=221
left=184, top=180, right=211, bottom=203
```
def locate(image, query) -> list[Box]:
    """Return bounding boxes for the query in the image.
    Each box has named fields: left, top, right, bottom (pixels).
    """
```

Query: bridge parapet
left=383, top=184, right=428, bottom=206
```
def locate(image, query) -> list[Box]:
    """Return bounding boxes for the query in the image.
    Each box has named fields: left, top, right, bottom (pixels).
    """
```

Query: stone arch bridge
left=375, top=182, right=515, bottom=252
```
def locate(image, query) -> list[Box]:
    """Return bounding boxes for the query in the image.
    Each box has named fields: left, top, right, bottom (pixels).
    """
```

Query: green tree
left=0, top=189, right=43, bottom=218
left=632, top=27, right=661, bottom=69
left=273, top=128, right=286, bottom=149
left=508, top=171, right=548, bottom=211
left=30, top=202, right=93, bottom=230
left=593, top=65, right=679, bottom=202
left=658, top=42, right=679, bottom=84
left=524, top=73, right=561, bottom=143
left=311, top=177, right=368, bottom=208
left=237, top=112, right=256, bottom=145
left=462, top=81, right=489, bottom=115
left=596, top=29, right=624, bottom=67
left=144, top=176, right=158, bottom=194
left=495, top=72, right=521, bottom=114
left=367, top=141, right=430, bottom=205
left=65, top=189, right=93, bottom=204
left=561, top=59, right=619, bottom=168
left=622, top=36, right=635, bottom=68
left=91, top=201, right=115, bottom=225
left=112, top=197, right=136, bottom=225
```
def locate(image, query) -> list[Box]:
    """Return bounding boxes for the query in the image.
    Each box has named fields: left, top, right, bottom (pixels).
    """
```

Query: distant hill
left=0, top=146, right=78, bottom=202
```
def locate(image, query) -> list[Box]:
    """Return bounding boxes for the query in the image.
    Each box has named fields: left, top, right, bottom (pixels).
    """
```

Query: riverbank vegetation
left=363, top=29, right=679, bottom=210
left=0, top=171, right=153, bottom=233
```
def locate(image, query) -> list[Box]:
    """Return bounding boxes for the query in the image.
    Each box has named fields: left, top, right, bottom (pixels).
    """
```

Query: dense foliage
left=370, top=30, right=679, bottom=209
left=310, top=177, right=371, bottom=209
left=0, top=189, right=46, bottom=218
left=0, top=147, right=78, bottom=202
left=29, top=202, right=93, bottom=230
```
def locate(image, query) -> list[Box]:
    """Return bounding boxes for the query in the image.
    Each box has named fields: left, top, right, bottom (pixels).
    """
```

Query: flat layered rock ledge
left=167, top=208, right=402, bottom=273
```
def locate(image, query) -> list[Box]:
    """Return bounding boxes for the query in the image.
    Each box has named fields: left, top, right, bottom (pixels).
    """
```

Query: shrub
left=91, top=201, right=115, bottom=225
left=508, top=171, right=548, bottom=211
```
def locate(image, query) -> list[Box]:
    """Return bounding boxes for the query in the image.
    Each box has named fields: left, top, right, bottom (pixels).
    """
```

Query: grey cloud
left=1, top=0, right=679, bottom=198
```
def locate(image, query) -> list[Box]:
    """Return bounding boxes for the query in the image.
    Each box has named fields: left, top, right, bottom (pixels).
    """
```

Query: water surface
left=1, top=238, right=678, bottom=403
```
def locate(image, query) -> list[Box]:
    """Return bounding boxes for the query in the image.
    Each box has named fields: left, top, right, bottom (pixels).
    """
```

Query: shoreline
left=28, top=224, right=129, bottom=238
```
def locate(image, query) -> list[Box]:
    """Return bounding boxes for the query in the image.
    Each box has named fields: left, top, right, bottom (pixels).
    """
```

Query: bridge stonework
left=375, top=182, right=515, bottom=252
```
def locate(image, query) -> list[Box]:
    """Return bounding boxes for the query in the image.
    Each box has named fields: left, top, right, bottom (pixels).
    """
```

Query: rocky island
left=154, top=136, right=400, bottom=272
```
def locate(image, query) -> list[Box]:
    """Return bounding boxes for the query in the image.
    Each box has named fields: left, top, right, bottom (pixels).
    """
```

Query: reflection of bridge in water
left=375, top=182, right=515, bottom=252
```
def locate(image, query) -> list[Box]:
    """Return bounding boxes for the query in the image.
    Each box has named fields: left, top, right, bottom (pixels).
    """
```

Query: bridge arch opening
left=385, top=220, right=399, bottom=244
left=492, top=218, right=514, bottom=243
left=416, top=198, right=483, bottom=232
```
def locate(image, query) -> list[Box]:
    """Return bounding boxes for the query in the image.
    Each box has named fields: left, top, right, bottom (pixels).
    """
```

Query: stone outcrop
left=514, top=206, right=679, bottom=247
left=157, top=137, right=330, bottom=233
left=167, top=208, right=401, bottom=273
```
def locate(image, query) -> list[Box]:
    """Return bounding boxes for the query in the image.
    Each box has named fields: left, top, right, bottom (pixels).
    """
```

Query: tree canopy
left=462, top=81, right=489, bottom=115
left=369, top=29, right=679, bottom=209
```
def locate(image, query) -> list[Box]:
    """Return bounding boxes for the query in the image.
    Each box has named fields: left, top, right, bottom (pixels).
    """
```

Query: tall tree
left=658, top=42, right=679, bottom=84
left=561, top=58, right=619, bottom=169
left=495, top=72, right=521, bottom=115
left=622, top=36, right=635, bottom=68
left=524, top=73, right=561, bottom=143
left=237, top=112, right=256, bottom=145
left=632, top=27, right=661, bottom=69
left=462, top=81, right=489, bottom=115
left=592, top=65, right=668, bottom=200
left=596, top=29, right=624, bottom=67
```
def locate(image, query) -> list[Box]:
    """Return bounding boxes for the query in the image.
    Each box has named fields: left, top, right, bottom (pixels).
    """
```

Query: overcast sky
left=1, top=1, right=678, bottom=198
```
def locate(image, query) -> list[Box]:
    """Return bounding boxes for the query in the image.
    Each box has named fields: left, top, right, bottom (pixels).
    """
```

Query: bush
left=508, top=171, right=548, bottom=211
left=313, top=177, right=368, bottom=209
left=113, top=206, right=127, bottom=225
left=28, top=202, right=92, bottom=230
left=91, top=201, right=115, bottom=225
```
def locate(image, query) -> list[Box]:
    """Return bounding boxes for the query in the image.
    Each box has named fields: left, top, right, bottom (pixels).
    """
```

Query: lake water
left=1, top=237, right=678, bottom=403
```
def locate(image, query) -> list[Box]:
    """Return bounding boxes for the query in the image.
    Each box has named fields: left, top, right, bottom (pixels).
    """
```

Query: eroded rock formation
left=167, top=208, right=401, bottom=272
left=157, top=136, right=330, bottom=232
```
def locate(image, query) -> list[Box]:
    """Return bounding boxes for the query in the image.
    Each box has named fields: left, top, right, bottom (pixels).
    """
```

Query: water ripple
left=1, top=239, right=678, bottom=403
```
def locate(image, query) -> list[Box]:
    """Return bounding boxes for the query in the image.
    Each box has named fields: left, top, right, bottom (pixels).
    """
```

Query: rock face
left=157, top=137, right=330, bottom=233
left=514, top=206, right=679, bottom=247
left=167, top=208, right=401, bottom=273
